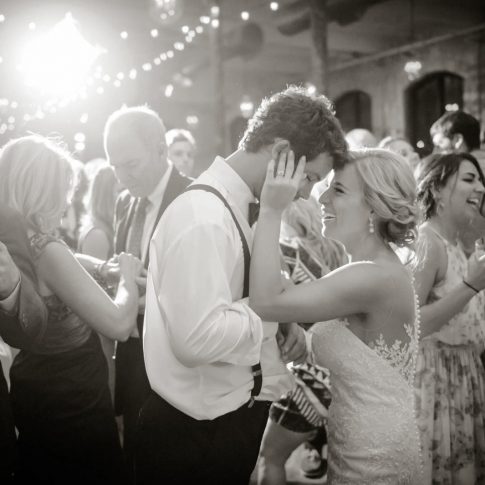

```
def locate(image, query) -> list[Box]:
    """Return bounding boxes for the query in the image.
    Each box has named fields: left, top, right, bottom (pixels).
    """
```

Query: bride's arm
left=249, top=152, right=387, bottom=324
left=36, top=240, right=140, bottom=341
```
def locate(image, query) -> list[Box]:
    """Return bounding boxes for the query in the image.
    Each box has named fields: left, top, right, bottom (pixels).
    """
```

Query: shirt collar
left=206, top=156, right=256, bottom=220
left=147, top=163, right=173, bottom=208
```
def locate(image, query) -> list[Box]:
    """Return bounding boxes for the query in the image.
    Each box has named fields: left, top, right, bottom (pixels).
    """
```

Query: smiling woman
left=250, top=148, right=423, bottom=484
left=320, top=149, right=417, bottom=250
left=413, top=152, right=485, bottom=484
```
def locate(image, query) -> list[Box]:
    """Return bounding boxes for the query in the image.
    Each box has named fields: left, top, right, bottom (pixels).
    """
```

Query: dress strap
left=29, top=233, right=67, bottom=260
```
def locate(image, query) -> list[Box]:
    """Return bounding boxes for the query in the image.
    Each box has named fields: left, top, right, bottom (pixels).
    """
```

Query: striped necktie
left=126, top=197, right=150, bottom=258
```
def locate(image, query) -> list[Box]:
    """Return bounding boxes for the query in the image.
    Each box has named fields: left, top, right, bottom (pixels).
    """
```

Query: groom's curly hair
left=239, top=85, right=348, bottom=169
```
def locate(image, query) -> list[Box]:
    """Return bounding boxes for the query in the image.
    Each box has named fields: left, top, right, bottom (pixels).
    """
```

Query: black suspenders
left=185, top=184, right=263, bottom=402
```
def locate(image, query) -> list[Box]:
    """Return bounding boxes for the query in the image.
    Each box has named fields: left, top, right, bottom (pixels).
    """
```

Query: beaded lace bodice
left=368, top=283, right=421, bottom=387
left=310, top=283, right=423, bottom=484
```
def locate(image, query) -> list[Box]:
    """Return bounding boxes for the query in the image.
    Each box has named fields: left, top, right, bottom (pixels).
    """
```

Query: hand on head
left=260, top=150, right=306, bottom=212
left=0, top=241, right=20, bottom=299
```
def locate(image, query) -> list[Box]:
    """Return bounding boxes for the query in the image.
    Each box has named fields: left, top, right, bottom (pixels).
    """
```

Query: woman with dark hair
left=414, top=152, right=485, bottom=484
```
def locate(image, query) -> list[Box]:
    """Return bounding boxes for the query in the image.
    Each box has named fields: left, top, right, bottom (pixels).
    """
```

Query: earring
left=436, top=199, right=444, bottom=215
left=369, top=216, right=375, bottom=234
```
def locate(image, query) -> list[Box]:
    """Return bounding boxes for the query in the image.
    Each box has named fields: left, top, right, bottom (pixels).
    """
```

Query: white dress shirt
left=144, top=157, right=293, bottom=420
left=139, top=163, right=173, bottom=264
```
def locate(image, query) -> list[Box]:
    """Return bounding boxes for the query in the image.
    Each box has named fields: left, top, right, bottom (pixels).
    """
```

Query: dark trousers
left=114, top=337, right=151, bottom=478
left=0, top=368, right=16, bottom=483
left=135, top=392, right=270, bottom=485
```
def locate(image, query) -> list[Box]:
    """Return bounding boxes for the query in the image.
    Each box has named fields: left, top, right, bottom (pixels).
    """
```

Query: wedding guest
left=166, top=128, right=196, bottom=177
left=78, top=163, right=121, bottom=401
left=414, top=152, right=485, bottom=484
left=431, top=110, right=480, bottom=154
left=379, top=136, right=420, bottom=172
left=345, top=128, right=377, bottom=149
left=0, top=134, right=142, bottom=484
left=79, top=164, right=120, bottom=260
left=104, top=106, right=191, bottom=477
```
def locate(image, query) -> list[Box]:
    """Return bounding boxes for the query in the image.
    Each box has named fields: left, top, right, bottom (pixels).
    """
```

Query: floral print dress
left=415, top=236, right=485, bottom=484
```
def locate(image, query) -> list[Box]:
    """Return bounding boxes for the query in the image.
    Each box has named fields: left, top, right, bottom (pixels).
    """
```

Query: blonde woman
left=79, top=164, right=120, bottom=260
left=78, top=163, right=122, bottom=403
left=251, top=149, right=423, bottom=483
left=0, top=135, right=142, bottom=484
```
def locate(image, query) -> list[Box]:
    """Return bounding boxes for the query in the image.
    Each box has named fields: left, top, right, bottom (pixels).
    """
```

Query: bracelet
left=463, top=279, right=480, bottom=294
left=94, top=260, right=108, bottom=281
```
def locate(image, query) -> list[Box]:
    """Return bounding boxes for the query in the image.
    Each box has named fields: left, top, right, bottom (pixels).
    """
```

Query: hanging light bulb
left=239, top=95, right=254, bottom=119
left=404, top=60, right=422, bottom=81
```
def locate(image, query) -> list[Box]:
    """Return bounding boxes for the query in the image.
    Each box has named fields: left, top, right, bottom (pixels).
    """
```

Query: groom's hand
left=277, top=322, right=307, bottom=364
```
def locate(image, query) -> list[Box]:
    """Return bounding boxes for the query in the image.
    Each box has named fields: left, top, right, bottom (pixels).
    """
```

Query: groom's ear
left=271, top=139, right=290, bottom=161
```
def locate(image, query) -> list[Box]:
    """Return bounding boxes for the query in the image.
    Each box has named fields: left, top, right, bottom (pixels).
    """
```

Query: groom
left=136, top=86, right=347, bottom=485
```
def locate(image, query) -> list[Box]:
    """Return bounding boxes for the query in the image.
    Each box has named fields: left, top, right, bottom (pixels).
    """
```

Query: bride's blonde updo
left=349, top=148, right=419, bottom=247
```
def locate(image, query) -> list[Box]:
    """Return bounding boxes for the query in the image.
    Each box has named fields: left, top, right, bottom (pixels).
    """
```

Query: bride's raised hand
left=260, top=150, right=306, bottom=212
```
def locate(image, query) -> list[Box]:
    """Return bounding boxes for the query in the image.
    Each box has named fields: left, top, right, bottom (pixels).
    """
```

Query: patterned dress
left=415, top=236, right=485, bottom=484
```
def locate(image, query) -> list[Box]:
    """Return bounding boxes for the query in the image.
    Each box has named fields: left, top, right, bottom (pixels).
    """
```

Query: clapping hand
left=260, top=150, right=306, bottom=213
left=0, top=241, right=20, bottom=299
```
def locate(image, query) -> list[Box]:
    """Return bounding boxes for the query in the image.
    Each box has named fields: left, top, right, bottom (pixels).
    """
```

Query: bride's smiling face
left=319, top=163, right=371, bottom=246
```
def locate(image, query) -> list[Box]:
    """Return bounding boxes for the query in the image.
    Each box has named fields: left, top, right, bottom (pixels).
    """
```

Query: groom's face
left=296, top=152, right=334, bottom=200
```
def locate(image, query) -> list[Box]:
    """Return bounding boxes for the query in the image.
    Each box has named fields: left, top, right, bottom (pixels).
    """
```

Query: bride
left=250, top=148, right=423, bottom=484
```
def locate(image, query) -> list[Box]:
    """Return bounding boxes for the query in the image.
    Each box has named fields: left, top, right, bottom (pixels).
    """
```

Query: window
left=406, top=71, right=464, bottom=156
left=334, top=91, right=372, bottom=133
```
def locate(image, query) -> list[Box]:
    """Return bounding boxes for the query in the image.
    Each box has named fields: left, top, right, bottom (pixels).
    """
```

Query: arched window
left=406, top=71, right=464, bottom=156
left=334, top=91, right=372, bottom=133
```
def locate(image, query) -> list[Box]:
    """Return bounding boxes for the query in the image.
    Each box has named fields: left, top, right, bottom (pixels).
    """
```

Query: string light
left=241, top=11, right=250, bottom=21
left=0, top=7, right=212, bottom=131
left=270, top=2, right=279, bottom=11
left=164, top=84, right=174, bottom=97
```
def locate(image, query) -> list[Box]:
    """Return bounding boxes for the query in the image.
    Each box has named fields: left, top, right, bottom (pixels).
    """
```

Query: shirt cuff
left=0, top=277, right=21, bottom=314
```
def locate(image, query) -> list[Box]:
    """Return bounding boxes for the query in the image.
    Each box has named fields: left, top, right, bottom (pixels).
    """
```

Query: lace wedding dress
left=310, top=291, right=423, bottom=484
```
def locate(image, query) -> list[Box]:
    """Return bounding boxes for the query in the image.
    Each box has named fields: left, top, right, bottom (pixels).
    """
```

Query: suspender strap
left=185, top=184, right=262, bottom=399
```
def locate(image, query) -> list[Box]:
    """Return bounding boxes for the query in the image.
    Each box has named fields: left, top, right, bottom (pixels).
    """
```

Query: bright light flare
left=20, top=14, right=102, bottom=98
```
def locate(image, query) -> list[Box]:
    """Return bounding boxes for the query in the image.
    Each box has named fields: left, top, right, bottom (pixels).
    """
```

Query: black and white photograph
left=0, top=0, right=485, bottom=483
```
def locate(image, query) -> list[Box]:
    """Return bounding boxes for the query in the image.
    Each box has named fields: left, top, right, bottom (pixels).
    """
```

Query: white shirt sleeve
left=151, top=221, right=263, bottom=368
left=0, top=278, right=20, bottom=314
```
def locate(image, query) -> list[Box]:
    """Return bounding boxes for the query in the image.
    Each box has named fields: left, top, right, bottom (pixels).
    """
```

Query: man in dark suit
left=103, top=106, right=190, bottom=477
left=0, top=205, right=47, bottom=482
